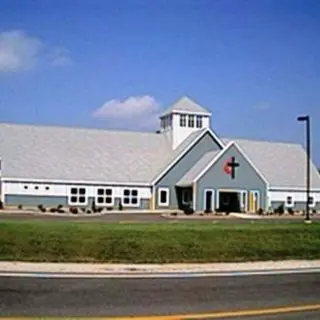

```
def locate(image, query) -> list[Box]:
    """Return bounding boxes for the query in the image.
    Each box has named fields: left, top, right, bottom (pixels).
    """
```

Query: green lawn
left=0, top=221, right=319, bottom=263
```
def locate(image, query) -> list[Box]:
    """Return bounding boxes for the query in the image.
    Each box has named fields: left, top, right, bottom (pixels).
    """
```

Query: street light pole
left=297, top=115, right=311, bottom=223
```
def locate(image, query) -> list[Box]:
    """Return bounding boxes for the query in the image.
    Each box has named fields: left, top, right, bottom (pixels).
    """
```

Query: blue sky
left=0, top=0, right=320, bottom=166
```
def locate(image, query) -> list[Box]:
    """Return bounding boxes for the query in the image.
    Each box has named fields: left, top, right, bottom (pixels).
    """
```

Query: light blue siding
left=5, top=195, right=67, bottom=207
left=197, top=144, right=268, bottom=211
left=155, top=132, right=222, bottom=209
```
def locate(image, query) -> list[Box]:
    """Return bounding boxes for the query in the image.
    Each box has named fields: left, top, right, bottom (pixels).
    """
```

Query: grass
left=0, top=221, right=319, bottom=263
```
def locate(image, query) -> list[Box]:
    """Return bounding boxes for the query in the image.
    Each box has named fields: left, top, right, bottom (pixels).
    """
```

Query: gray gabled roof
left=222, top=138, right=320, bottom=189
left=160, top=96, right=211, bottom=118
left=176, top=150, right=221, bottom=186
left=0, top=123, right=207, bottom=185
left=0, top=123, right=173, bottom=184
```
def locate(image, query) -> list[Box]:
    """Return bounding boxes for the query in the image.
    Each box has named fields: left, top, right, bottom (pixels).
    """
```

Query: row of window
left=180, top=114, right=203, bottom=128
left=285, top=196, right=315, bottom=207
left=160, top=114, right=204, bottom=130
left=69, top=187, right=139, bottom=206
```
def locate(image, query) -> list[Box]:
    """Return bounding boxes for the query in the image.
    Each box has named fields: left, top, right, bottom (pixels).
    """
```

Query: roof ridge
left=0, top=122, right=160, bottom=136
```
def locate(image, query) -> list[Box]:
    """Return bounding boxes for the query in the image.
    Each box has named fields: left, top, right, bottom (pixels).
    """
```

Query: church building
left=0, top=96, right=320, bottom=213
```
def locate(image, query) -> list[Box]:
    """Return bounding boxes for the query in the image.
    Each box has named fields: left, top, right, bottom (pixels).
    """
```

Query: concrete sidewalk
left=1, top=260, right=320, bottom=275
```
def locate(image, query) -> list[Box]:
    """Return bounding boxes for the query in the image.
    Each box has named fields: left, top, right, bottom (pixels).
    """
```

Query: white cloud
left=0, top=29, right=72, bottom=72
left=0, top=30, right=42, bottom=72
left=93, top=96, right=162, bottom=129
left=48, top=47, right=73, bottom=67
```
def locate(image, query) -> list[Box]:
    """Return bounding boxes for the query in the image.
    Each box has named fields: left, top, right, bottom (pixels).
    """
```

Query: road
left=0, top=273, right=319, bottom=319
left=0, top=212, right=319, bottom=224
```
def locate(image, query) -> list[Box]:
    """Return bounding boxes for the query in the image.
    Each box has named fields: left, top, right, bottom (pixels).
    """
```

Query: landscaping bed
left=0, top=221, right=319, bottom=263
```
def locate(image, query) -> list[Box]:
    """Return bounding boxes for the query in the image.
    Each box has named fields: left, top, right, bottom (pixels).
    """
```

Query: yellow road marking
left=2, top=303, right=320, bottom=319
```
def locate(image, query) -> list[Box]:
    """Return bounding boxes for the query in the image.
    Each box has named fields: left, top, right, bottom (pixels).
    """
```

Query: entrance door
left=249, top=191, right=260, bottom=213
left=204, top=189, right=214, bottom=212
left=217, top=191, right=241, bottom=213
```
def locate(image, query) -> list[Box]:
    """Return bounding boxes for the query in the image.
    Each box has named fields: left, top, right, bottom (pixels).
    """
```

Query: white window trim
left=68, top=187, right=88, bottom=206
left=180, top=114, right=186, bottom=127
left=121, top=188, right=140, bottom=207
left=203, top=189, right=215, bottom=211
left=188, top=115, right=195, bottom=128
left=95, top=187, right=115, bottom=206
left=308, top=196, right=315, bottom=207
left=196, top=116, right=202, bottom=128
left=158, top=187, right=169, bottom=206
left=240, top=190, right=248, bottom=211
left=285, top=195, right=294, bottom=207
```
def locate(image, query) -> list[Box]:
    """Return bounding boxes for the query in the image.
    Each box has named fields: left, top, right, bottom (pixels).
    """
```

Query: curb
left=1, top=267, right=319, bottom=279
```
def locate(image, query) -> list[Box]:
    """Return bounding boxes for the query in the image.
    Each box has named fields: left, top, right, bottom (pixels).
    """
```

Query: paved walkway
left=1, top=260, right=320, bottom=275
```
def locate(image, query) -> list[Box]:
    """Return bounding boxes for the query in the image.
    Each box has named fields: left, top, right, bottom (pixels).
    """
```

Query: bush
left=118, top=201, right=123, bottom=211
left=107, top=207, right=113, bottom=211
left=50, top=208, right=57, bottom=213
left=37, top=204, right=46, bottom=213
left=204, top=209, right=212, bottom=214
left=257, top=208, right=264, bottom=215
left=0, top=200, right=3, bottom=210
left=17, top=204, right=23, bottom=210
left=183, top=206, right=194, bottom=215
left=287, top=208, right=294, bottom=215
left=275, top=204, right=284, bottom=215
left=69, top=207, right=78, bottom=214
left=86, top=209, right=92, bottom=214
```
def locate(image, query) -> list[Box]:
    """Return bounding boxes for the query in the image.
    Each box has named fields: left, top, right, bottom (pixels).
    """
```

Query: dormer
left=159, top=96, right=212, bottom=150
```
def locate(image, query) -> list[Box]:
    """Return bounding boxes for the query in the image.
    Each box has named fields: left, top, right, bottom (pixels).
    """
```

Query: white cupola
left=159, top=96, right=212, bottom=150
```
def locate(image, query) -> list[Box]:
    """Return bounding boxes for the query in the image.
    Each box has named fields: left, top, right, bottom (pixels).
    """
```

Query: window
left=188, top=115, right=195, bottom=128
left=285, top=196, right=293, bottom=207
left=308, top=196, right=315, bottom=206
left=24, top=185, right=28, bottom=189
left=45, top=186, right=50, bottom=190
left=69, top=187, right=87, bottom=205
left=96, top=188, right=114, bottom=206
left=241, top=191, right=247, bottom=210
left=122, top=188, right=139, bottom=206
left=158, top=188, right=169, bottom=206
left=180, top=114, right=186, bottom=127
left=196, top=116, right=202, bottom=128
left=34, top=186, right=39, bottom=190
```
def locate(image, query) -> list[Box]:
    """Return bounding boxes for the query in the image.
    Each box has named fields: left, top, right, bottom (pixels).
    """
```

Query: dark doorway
left=175, top=186, right=193, bottom=210
left=217, top=191, right=241, bottom=213
left=204, top=190, right=213, bottom=213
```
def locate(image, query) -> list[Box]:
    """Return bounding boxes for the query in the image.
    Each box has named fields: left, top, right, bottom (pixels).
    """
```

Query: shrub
left=183, top=206, right=194, bottom=215
left=204, top=209, right=212, bottom=214
left=37, top=204, right=46, bottom=213
left=118, top=201, right=123, bottom=211
left=69, top=207, right=78, bottom=214
left=50, top=208, right=57, bottom=213
left=0, top=200, right=3, bottom=210
left=107, top=207, right=113, bottom=211
left=81, top=207, right=86, bottom=213
left=287, top=208, right=294, bottom=215
left=17, top=204, right=23, bottom=210
left=257, top=208, right=264, bottom=215
left=86, top=209, right=92, bottom=214
left=275, top=204, right=284, bottom=215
